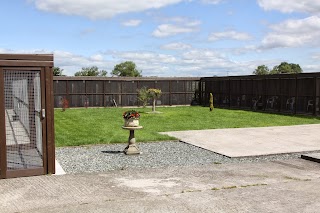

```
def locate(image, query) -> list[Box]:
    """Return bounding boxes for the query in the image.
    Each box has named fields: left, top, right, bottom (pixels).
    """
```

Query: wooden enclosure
left=200, top=73, right=320, bottom=116
left=0, top=54, right=55, bottom=178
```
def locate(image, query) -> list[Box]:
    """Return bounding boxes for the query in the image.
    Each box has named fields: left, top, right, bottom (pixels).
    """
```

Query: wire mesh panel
left=156, top=81, right=169, bottom=92
left=105, top=81, right=121, bottom=93
left=86, top=81, right=103, bottom=94
left=87, top=95, right=104, bottom=107
left=240, top=81, right=252, bottom=108
left=171, top=80, right=185, bottom=92
left=4, top=70, right=43, bottom=170
left=122, top=94, right=138, bottom=106
left=105, top=94, right=120, bottom=107
left=138, top=81, right=155, bottom=90
left=219, top=80, right=230, bottom=107
left=297, top=78, right=315, bottom=114
left=230, top=80, right=241, bottom=108
left=252, top=79, right=265, bottom=110
left=68, top=81, right=85, bottom=94
left=68, top=95, right=88, bottom=107
left=159, top=94, right=170, bottom=105
left=265, top=78, right=280, bottom=111
left=280, top=78, right=296, bottom=112
left=316, top=78, right=320, bottom=115
left=53, top=80, right=67, bottom=94
left=171, top=94, right=186, bottom=105
left=122, top=81, right=138, bottom=94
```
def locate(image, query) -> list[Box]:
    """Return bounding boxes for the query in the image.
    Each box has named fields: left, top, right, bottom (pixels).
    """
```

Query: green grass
left=54, top=106, right=320, bottom=147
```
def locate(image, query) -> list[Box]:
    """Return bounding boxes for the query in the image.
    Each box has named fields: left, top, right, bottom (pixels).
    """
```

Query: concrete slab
left=1, top=159, right=320, bottom=213
left=160, top=124, right=320, bottom=157
left=301, top=153, right=320, bottom=163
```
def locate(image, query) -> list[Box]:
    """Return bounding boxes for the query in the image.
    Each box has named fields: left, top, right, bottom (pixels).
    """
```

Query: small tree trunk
left=152, top=98, right=156, bottom=112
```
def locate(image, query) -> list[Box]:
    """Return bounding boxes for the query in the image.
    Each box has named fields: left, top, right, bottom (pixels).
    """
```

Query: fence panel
left=53, top=77, right=200, bottom=108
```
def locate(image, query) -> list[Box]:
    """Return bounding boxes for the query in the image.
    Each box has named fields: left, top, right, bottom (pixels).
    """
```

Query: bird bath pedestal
left=122, top=126, right=143, bottom=155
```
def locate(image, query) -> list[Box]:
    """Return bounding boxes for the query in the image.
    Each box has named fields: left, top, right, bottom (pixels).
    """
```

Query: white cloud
left=0, top=48, right=104, bottom=75
left=258, top=0, right=320, bottom=14
left=53, top=51, right=115, bottom=75
left=0, top=48, right=50, bottom=54
left=201, top=0, right=222, bottom=5
left=152, top=20, right=200, bottom=37
left=110, top=51, right=179, bottom=76
left=180, top=49, right=236, bottom=72
left=90, top=54, right=104, bottom=61
left=260, top=16, right=320, bottom=49
left=0, top=47, right=254, bottom=76
left=311, top=53, right=320, bottom=60
left=208, top=30, right=252, bottom=41
left=122, top=19, right=142, bottom=27
left=161, top=42, right=192, bottom=50
left=112, top=51, right=177, bottom=63
left=303, top=64, right=320, bottom=72
left=30, top=0, right=183, bottom=19
left=3, top=46, right=315, bottom=77
left=111, top=49, right=245, bottom=76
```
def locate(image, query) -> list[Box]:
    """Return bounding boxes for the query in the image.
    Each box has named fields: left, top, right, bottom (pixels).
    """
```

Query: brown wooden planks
left=0, top=54, right=53, bottom=61
left=0, top=60, right=53, bottom=67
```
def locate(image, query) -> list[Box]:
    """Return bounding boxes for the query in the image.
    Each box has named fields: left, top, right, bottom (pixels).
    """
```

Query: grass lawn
left=54, top=106, right=320, bottom=147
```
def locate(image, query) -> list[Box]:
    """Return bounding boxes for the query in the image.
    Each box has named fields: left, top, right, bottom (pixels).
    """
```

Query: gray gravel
left=55, top=141, right=316, bottom=174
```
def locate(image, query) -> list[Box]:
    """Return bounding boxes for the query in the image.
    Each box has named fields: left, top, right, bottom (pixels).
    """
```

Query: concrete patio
left=161, top=124, right=320, bottom=157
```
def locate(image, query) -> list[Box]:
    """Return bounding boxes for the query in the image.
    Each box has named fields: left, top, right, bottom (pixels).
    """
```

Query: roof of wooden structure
left=0, top=54, right=54, bottom=67
left=201, top=72, right=320, bottom=81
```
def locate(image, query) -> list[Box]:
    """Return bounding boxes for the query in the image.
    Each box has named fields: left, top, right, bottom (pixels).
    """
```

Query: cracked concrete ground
left=1, top=158, right=320, bottom=213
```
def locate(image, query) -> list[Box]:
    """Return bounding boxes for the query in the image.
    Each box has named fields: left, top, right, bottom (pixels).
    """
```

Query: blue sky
left=1, top=0, right=320, bottom=76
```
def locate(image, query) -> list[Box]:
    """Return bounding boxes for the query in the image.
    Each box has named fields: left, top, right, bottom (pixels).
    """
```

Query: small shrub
left=137, top=87, right=150, bottom=107
left=209, top=93, right=214, bottom=111
left=60, top=97, right=69, bottom=112
left=148, top=88, right=162, bottom=112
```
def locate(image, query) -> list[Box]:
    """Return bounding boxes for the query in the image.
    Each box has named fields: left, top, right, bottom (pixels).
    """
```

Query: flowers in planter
left=123, top=110, right=140, bottom=120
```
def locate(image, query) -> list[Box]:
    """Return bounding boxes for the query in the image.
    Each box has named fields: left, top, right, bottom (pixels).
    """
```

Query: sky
left=1, top=0, right=320, bottom=77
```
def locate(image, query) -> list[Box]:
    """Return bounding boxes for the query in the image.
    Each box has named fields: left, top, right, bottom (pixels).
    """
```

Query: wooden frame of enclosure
left=0, top=54, right=55, bottom=179
left=200, top=73, right=320, bottom=116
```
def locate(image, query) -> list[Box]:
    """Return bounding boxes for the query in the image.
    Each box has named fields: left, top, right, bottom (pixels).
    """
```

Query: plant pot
left=124, top=118, right=139, bottom=127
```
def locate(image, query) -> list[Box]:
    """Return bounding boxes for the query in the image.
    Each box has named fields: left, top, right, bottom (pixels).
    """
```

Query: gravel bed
left=56, top=141, right=317, bottom=174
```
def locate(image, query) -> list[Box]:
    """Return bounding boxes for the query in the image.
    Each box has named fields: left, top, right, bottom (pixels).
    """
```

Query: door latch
left=41, top=109, right=46, bottom=119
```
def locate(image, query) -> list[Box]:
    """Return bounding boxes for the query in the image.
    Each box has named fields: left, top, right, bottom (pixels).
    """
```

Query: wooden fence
left=53, top=77, right=200, bottom=108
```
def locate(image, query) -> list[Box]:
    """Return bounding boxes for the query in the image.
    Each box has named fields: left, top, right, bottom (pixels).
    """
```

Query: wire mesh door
left=3, top=69, right=45, bottom=176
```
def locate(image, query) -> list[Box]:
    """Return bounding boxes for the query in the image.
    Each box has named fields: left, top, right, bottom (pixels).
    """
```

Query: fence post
left=294, top=75, right=298, bottom=115
left=0, top=68, right=7, bottom=178
left=313, top=77, right=317, bottom=115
